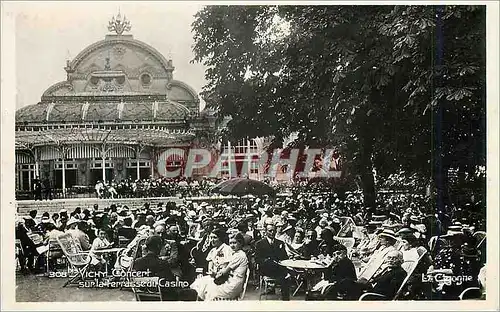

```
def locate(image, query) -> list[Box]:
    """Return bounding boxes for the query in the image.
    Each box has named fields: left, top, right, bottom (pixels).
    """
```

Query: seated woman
left=42, top=223, right=65, bottom=271
left=203, top=233, right=249, bottom=300
left=190, top=228, right=233, bottom=300
left=91, top=229, right=114, bottom=270
left=398, top=234, right=421, bottom=264
left=291, top=228, right=305, bottom=251
left=284, top=228, right=306, bottom=259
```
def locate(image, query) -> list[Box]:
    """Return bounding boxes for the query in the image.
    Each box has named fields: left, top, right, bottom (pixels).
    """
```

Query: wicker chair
left=334, top=236, right=356, bottom=249
left=15, top=239, right=23, bottom=271
left=258, top=263, right=279, bottom=301
left=46, top=238, right=65, bottom=274
left=56, top=233, right=92, bottom=287
left=131, top=276, right=163, bottom=301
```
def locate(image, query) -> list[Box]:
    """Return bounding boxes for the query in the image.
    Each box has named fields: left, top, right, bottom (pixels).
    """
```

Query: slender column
left=28, top=169, right=32, bottom=191
left=29, top=147, right=40, bottom=180
left=150, top=147, right=156, bottom=179
left=136, top=157, right=140, bottom=180
left=34, top=148, right=40, bottom=179
left=227, top=141, right=232, bottom=178
left=247, top=139, right=251, bottom=178
left=102, top=156, right=106, bottom=183
left=61, top=157, right=66, bottom=195
left=100, top=143, right=111, bottom=184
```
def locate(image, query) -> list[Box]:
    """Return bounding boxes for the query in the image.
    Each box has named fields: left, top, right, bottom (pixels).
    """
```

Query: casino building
left=14, top=13, right=331, bottom=197
left=15, top=13, right=220, bottom=194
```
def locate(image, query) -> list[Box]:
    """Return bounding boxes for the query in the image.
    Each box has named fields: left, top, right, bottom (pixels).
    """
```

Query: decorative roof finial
left=108, top=10, right=132, bottom=35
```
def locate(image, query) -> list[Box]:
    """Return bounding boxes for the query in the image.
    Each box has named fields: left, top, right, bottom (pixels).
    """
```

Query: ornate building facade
left=15, top=13, right=217, bottom=193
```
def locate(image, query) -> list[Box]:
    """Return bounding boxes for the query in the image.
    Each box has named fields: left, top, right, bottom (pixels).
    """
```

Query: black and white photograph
left=1, top=1, right=498, bottom=310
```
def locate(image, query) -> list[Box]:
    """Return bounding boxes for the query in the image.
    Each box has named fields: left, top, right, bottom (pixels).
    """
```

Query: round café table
left=279, top=259, right=328, bottom=270
left=93, top=247, right=124, bottom=254
left=279, top=260, right=329, bottom=296
left=93, top=247, right=125, bottom=272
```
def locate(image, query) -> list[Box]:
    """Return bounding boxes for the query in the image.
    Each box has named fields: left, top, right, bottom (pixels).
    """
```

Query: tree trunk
left=359, top=132, right=377, bottom=217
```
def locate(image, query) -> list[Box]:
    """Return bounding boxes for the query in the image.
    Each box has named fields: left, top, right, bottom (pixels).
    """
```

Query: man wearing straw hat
left=357, top=229, right=398, bottom=281
left=333, top=250, right=407, bottom=300
left=66, top=217, right=91, bottom=251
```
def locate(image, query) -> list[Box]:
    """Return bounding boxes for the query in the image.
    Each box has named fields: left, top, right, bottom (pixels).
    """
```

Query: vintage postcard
left=1, top=1, right=498, bottom=311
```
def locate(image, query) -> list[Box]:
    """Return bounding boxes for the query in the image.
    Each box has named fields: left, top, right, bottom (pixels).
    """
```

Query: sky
left=12, top=1, right=208, bottom=110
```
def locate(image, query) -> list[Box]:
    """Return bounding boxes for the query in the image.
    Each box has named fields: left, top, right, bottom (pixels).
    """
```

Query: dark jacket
left=325, top=257, right=357, bottom=283
left=133, top=251, right=175, bottom=281
left=255, top=238, right=288, bottom=278
left=118, top=227, right=137, bottom=240
left=318, top=240, right=343, bottom=257
left=255, top=238, right=288, bottom=264
left=371, top=266, right=407, bottom=299
left=301, top=239, right=320, bottom=259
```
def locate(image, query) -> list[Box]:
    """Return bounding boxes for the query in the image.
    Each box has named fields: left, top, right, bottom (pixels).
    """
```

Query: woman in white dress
left=91, top=229, right=114, bottom=267
left=204, top=233, right=249, bottom=300
left=190, top=228, right=233, bottom=300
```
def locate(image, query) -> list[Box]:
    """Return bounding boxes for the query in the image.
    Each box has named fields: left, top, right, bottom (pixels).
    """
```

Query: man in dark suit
left=306, top=244, right=357, bottom=300
left=301, top=230, right=320, bottom=259
left=117, top=217, right=137, bottom=241
left=334, top=250, right=407, bottom=300
left=133, top=235, right=197, bottom=301
left=324, top=244, right=357, bottom=283
left=255, top=223, right=291, bottom=300
left=133, top=235, right=175, bottom=281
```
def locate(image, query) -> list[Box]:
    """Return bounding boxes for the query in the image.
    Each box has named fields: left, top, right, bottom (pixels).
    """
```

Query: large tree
left=192, top=5, right=486, bottom=212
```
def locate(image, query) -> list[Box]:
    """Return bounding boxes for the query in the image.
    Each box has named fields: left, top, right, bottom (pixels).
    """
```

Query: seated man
left=117, top=217, right=137, bottom=241
left=66, top=218, right=91, bottom=251
left=255, top=223, right=291, bottom=301
left=306, top=244, right=357, bottom=300
left=301, top=230, right=320, bottom=259
left=133, top=235, right=197, bottom=301
left=331, top=250, right=407, bottom=300
left=357, top=229, right=398, bottom=281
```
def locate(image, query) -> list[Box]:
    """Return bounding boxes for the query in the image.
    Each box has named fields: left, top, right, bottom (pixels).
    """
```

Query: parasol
left=210, top=178, right=276, bottom=197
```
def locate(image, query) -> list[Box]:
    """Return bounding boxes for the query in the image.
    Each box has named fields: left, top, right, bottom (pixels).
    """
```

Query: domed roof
left=16, top=99, right=191, bottom=124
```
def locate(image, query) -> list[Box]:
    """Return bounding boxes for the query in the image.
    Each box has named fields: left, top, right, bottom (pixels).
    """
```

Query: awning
left=15, top=127, right=195, bottom=148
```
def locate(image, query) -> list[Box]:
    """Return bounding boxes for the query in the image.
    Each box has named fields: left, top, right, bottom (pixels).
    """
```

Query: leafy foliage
left=192, top=5, right=486, bottom=210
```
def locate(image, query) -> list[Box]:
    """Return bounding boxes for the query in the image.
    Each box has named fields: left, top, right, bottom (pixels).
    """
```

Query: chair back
left=394, top=247, right=428, bottom=300
left=118, top=236, right=132, bottom=248
left=131, top=276, right=162, bottom=301
left=428, top=235, right=451, bottom=254
left=334, top=236, right=355, bottom=248
left=337, top=217, right=355, bottom=237
left=28, top=232, right=44, bottom=245
left=120, top=236, right=147, bottom=280
left=48, top=238, right=62, bottom=250
left=358, top=247, right=391, bottom=281
left=56, top=233, right=89, bottom=265
left=15, top=239, right=23, bottom=256
left=238, top=268, right=251, bottom=300
left=473, top=231, right=486, bottom=249
left=47, top=238, right=64, bottom=260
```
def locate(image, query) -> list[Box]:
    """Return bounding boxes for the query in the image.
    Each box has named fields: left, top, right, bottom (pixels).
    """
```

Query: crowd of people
left=93, top=177, right=223, bottom=199
left=15, top=188, right=486, bottom=301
